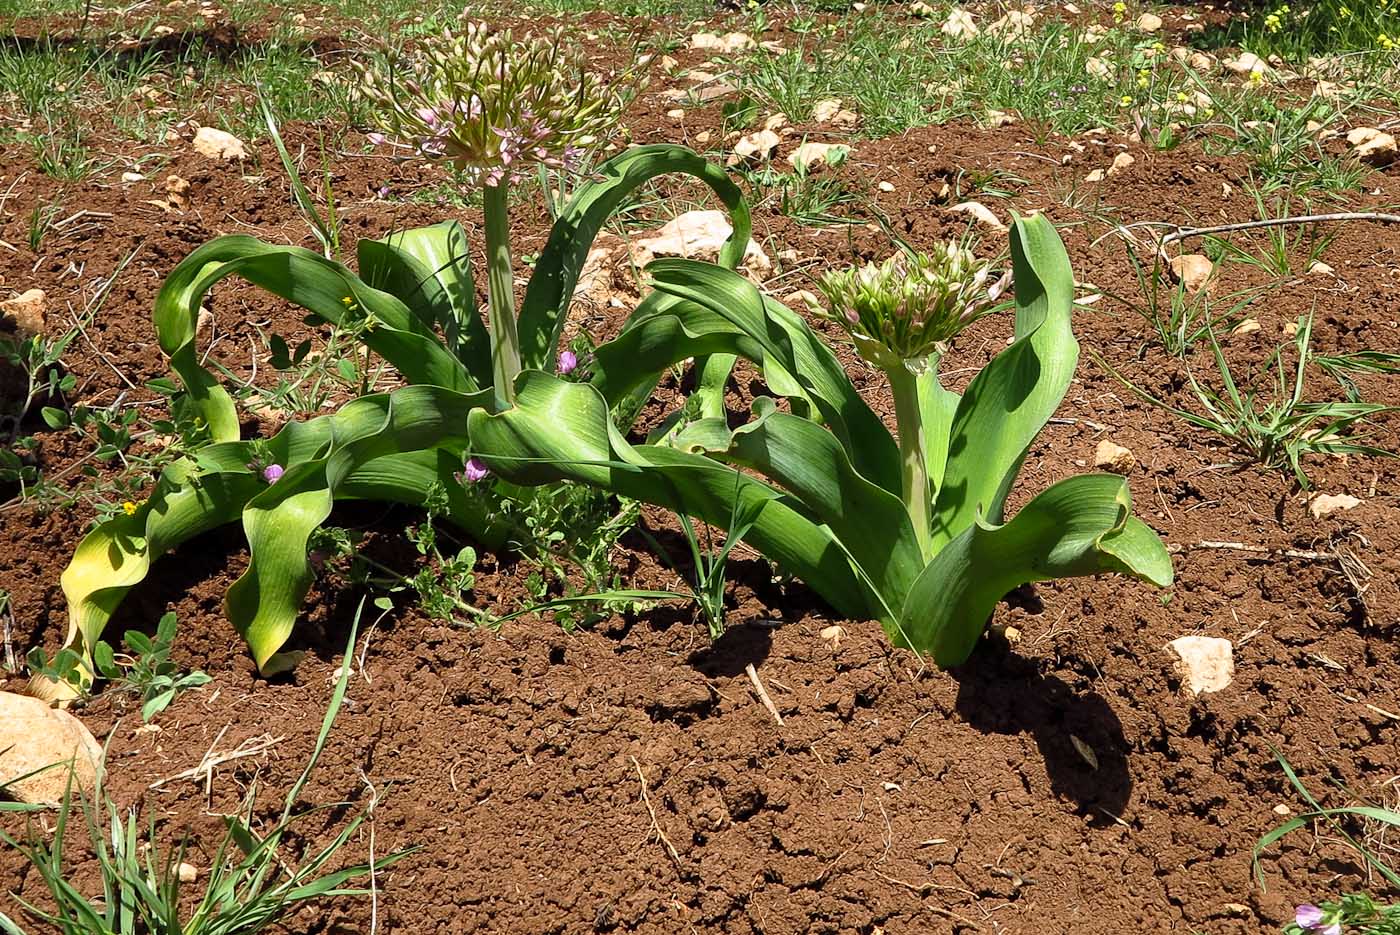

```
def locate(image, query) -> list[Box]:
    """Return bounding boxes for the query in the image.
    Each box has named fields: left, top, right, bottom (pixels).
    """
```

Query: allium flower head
left=459, top=456, right=490, bottom=484
left=262, top=464, right=285, bottom=484
left=811, top=243, right=1005, bottom=368
left=557, top=349, right=578, bottom=375
left=360, top=20, right=631, bottom=187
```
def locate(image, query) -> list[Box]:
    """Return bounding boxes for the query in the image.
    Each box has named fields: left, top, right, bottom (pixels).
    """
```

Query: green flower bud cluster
left=812, top=243, right=1002, bottom=367
left=359, top=20, right=630, bottom=187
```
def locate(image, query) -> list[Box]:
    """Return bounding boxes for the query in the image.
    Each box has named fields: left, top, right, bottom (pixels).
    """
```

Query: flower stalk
left=886, top=362, right=933, bottom=560
left=483, top=181, right=520, bottom=407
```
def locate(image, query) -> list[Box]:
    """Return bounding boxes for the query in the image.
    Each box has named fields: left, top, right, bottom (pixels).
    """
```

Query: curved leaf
left=900, top=473, right=1174, bottom=667
left=155, top=235, right=474, bottom=440
left=357, top=221, right=491, bottom=388
left=468, top=371, right=879, bottom=619
left=593, top=259, right=901, bottom=495
left=517, top=144, right=752, bottom=370
left=930, top=213, right=1079, bottom=549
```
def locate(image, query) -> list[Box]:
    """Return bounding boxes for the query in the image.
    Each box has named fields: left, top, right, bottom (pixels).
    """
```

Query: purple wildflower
left=1295, top=905, right=1340, bottom=935
left=557, top=349, right=578, bottom=375
left=262, top=464, right=285, bottom=484
left=376, top=184, right=391, bottom=199
left=367, top=131, right=386, bottom=145
left=460, top=457, right=490, bottom=484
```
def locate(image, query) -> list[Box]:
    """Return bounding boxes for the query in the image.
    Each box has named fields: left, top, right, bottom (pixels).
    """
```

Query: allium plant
left=811, top=246, right=1008, bottom=558
left=360, top=20, right=630, bottom=408
left=52, top=24, right=748, bottom=687
left=467, top=214, right=1174, bottom=666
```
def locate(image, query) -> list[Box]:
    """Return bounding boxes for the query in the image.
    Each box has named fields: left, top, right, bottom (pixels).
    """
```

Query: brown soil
left=3, top=10, right=1399, bottom=935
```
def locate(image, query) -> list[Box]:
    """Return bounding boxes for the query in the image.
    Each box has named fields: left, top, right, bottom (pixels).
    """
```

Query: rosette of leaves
left=51, top=144, right=750, bottom=687
left=465, top=214, right=1174, bottom=667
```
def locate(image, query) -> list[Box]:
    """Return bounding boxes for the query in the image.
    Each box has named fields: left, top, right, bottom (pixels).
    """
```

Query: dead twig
left=1178, top=540, right=1337, bottom=561
left=148, top=728, right=284, bottom=791
left=630, top=755, right=681, bottom=867
left=745, top=662, right=784, bottom=726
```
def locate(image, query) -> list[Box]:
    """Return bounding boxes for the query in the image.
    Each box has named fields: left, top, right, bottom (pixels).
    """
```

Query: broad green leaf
left=517, top=144, right=752, bottom=370
left=357, top=220, right=491, bottom=388
left=900, top=473, right=1173, bottom=667
left=155, top=235, right=473, bottom=441
left=469, top=371, right=878, bottom=619
left=930, top=213, right=1080, bottom=549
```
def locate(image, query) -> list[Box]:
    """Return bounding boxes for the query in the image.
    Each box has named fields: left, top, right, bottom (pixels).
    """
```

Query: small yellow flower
left=341, top=295, right=354, bottom=305
left=122, top=501, right=138, bottom=516
left=1120, top=94, right=1134, bottom=105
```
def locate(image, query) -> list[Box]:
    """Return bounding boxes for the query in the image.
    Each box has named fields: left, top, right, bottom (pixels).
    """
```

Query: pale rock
left=1232, top=318, right=1261, bottom=336
left=985, top=109, right=1016, bottom=127
left=942, top=7, right=978, bottom=38
left=693, top=82, right=738, bottom=103
left=1085, top=56, right=1112, bottom=80
left=1346, top=127, right=1397, bottom=167
left=684, top=69, right=717, bottom=83
left=1081, top=23, right=1108, bottom=42
left=1309, top=493, right=1361, bottom=519
left=762, top=112, right=789, bottom=132
left=1307, top=260, right=1335, bottom=277
left=192, top=126, right=248, bottom=161
left=949, top=200, right=1007, bottom=231
left=690, top=31, right=754, bottom=53
left=0, top=692, right=104, bottom=806
left=909, top=0, right=936, bottom=16
left=572, top=233, right=622, bottom=305
left=1166, top=636, right=1234, bottom=696
left=1282, top=321, right=1298, bottom=337
left=732, top=128, right=780, bottom=162
left=1084, top=168, right=1107, bottom=182
left=121, top=171, right=146, bottom=183
left=177, top=862, right=199, bottom=883
left=1094, top=440, right=1136, bottom=474
left=820, top=625, right=846, bottom=650
left=665, top=108, right=685, bottom=119
left=988, top=9, right=1034, bottom=38
left=1108, top=151, right=1135, bottom=176
left=812, top=99, right=844, bottom=123
left=1, top=289, right=47, bottom=337
left=1135, top=11, right=1163, bottom=31
left=1168, top=254, right=1214, bottom=292
left=1224, top=52, right=1269, bottom=77
left=659, top=54, right=679, bottom=71
left=632, top=210, right=771, bottom=277
left=694, top=131, right=712, bottom=144
left=878, top=180, right=896, bottom=192
left=787, top=141, right=846, bottom=170
left=1063, top=2, right=1081, bottom=11
left=165, top=174, right=191, bottom=210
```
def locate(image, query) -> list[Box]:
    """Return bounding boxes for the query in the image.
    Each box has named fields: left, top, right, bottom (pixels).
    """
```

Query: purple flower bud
left=557, top=349, right=578, bottom=374
left=367, top=132, right=386, bottom=145
left=262, top=464, right=285, bottom=483
left=1295, top=906, right=1325, bottom=930
left=461, top=457, right=490, bottom=484
left=1321, top=925, right=1340, bottom=935
left=376, top=184, right=391, bottom=198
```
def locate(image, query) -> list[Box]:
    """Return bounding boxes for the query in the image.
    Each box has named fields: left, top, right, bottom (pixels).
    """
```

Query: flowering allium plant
left=809, top=243, right=1008, bottom=556
left=812, top=243, right=1006, bottom=369
left=361, top=20, right=626, bottom=188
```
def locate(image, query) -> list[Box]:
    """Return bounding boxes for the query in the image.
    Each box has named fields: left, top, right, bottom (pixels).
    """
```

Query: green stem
left=886, top=363, right=932, bottom=561
left=483, top=181, right=520, bottom=409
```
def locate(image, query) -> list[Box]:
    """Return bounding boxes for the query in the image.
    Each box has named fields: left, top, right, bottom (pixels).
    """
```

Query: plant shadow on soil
left=952, top=644, right=1133, bottom=822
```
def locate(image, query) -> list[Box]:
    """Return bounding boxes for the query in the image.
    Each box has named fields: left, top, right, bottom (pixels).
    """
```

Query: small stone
left=1135, top=12, right=1163, bottom=31
left=1084, top=168, right=1107, bottom=182
left=0, top=289, right=47, bottom=337
left=909, top=0, right=936, bottom=16
left=690, top=31, right=754, bottom=53
left=1223, top=904, right=1250, bottom=918
left=1272, top=803, right=1292, bottom=816
left=1169, top=254, right=1214, bottom=293
left=1282, top=321, right=1298, bottom=337
left=120, top=171, right=145, bottom=183
left=787, top=141, right=847, bottom=170
left=1224, top=52, right=1269, bottom=77
left=878, top=180, right=896, bottom=192
left=659, top=55, right=679, bottom=71
left=1085, top=56, right=1112, bottom=80
left=1108, top=152, right=1135, bottom=176
left=631, top=210, right=770, bottom=277
left=1307, top=260, right=1335, bottom=276
left=949, top=200, right=1007, bottom=231
left=1094, top=440, right=1136, bottom=474
left=988, top=9, right=1034, bottom=38
left=762, top=112, right=788, bottom=132
left=1309, top=493, right=1361, bottom=519
left=0, top=692, right=104, bottom=806
left=812, top=99, right=844, bottom=122
left=985, top=109, right=1016, bottom=128
left=665, top=108, right=684, bottom=119
left=1166, top=636, right=1234, bottom=696
left=1232, top=318, right=1261, bottom=336
left=820, top=625, right=846, bottom=650
left=732, top=128, right=780, bottom=162
left=177, top=862, right=198, bottom=883
left=941, top=7, right=978, bottom=37
left=165, top=174, right=191, bottom=210
left=1346, top=127, right=1397, bottom=167
left=192, top=126, right=248, bottom=161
